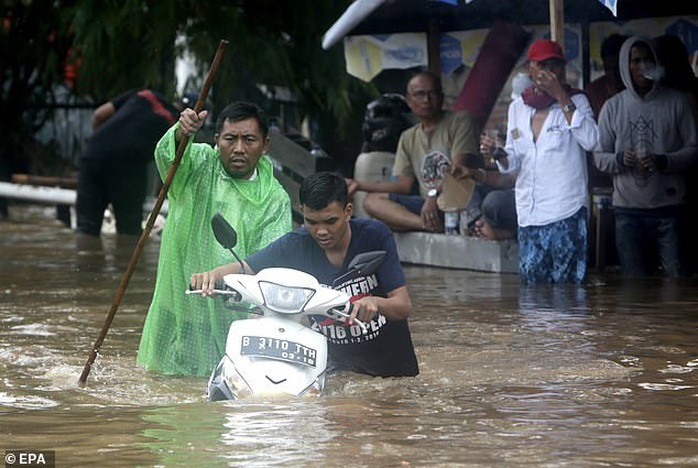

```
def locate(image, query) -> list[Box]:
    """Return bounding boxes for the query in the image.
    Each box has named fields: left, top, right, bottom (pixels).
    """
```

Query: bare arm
left=346, top=174, right=415, bottom=196
left=349, top=285, right=412, bottom=322
left=451, top=151, right=484, bottom=170
left=451, top=160, right=516, bottom=189
left=189, top=260, right=254, bottom=296
left=474, top=168, right=516, bottom=188
left=91, top=102, right=116, bottom=130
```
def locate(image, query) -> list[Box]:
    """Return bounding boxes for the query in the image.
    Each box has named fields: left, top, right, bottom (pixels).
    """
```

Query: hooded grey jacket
left=593, top=36, right=698, bottom=210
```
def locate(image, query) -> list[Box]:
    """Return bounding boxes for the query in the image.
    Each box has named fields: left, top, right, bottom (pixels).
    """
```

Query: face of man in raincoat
left=214, top=117, right=270, bottom=179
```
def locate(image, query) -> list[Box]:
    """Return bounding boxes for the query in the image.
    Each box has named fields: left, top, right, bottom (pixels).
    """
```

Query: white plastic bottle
left=444, top=211, right=459, bottom=235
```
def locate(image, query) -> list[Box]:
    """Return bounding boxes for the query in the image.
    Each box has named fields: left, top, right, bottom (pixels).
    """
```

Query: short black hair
left=299, top=172, right=348, bottom=211
left=601, top=33, right=629, bottom=59
left=653, top=34, right=694, bottom=90
left=215, top=101, right=269, bottom=137
left=407, top=69, right=443, bottom=92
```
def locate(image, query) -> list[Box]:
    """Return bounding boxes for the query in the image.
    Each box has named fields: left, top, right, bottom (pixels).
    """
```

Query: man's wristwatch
left=562, top=102, right=577, bottom=114
left=427, top=188, right=439, bottom=198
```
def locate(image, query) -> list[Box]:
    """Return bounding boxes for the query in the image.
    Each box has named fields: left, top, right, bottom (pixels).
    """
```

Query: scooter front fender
left=209, top=317, right=328, bottom=399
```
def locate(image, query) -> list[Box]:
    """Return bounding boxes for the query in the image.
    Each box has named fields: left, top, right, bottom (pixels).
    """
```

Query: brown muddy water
left=1, top=205, right=698, bottom=467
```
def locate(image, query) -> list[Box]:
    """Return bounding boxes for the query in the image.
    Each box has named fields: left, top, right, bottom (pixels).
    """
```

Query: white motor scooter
left=188, top=213, right=385, bottom=401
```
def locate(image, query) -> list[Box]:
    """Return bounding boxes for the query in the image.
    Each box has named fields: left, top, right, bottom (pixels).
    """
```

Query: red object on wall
left=453, top=19, right=531, bottom=130
left=64, top=47, right=83, bottom=89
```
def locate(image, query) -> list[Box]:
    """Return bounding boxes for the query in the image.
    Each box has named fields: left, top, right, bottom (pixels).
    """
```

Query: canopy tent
left=322, top=0, right=695, bottom=51
left=321, top=0, right=696, bottom=152
left=321, top=0, right=696, bottom=89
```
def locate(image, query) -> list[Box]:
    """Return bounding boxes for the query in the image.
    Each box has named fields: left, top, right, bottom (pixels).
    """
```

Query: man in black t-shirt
left=191, top=172, right=419, bottom=377
left=76, top=89, right=180, bottom=235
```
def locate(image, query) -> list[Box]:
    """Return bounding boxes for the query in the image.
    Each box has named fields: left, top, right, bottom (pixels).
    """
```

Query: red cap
left=527, top=39, right=565, bottom=62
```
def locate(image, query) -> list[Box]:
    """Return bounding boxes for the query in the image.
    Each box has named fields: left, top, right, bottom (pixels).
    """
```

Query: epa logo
left=4, top=451, right=55, bottom=468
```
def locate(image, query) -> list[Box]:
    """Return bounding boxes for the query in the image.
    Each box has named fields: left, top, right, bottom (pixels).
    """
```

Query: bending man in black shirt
left=76, top=89, right=179, bottom=235
left=191, top=171, right=419, bottom=377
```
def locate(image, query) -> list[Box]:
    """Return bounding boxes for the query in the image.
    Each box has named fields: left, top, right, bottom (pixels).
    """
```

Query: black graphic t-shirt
left=246, top=218, right=419, bottom=377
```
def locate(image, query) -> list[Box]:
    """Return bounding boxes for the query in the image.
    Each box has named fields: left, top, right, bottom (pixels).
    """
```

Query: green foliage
left=68, top=1, right=182, bottom=100
left=69, top=0, right=375, bottom=146
left=171, top=0, right=375, bottom=149
left=1, top=0, right=76, bottom=173
left=2, top=0, right=377, bottom=177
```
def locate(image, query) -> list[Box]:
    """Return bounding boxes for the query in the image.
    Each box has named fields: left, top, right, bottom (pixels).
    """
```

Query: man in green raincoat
left=137, top=101, right=292, bottom=376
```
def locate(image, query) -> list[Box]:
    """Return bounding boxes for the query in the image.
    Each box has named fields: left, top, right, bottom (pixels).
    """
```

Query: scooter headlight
left=259, top=281, right=314, bottom=314
left=299, top=374, right=325, bottom=397
left=208, top=358, right=253, bottom=401
left=224, top=372, right=253, bottom=400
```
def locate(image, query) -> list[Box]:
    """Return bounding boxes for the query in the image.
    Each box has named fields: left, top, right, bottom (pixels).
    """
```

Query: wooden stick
left=78, top=39, right=229, bottom=386
left=549, top=0, right=564, bottom=47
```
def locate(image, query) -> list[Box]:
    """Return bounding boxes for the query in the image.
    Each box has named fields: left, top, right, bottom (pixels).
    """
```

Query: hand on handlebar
left=190, top=270, right=222, bottom=296
left=348, top=297, right=380, bottom=327
left=326, top=303, right=368, bottom=332
left=186, top=287, right=236, bottom=296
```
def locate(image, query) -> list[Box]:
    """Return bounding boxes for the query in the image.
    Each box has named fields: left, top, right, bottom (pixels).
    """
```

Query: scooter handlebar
left=326, top=303, right=367, bottom=332
left=186, top=288, right=240, bottom=296
left=185, top=288, right=243, bottom=302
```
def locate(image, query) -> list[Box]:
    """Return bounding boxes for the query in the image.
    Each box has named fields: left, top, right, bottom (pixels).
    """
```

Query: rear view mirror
left=347, top=251, right=386, bottom=275
left=333, top=250, right=386, bottom=287
left=211, top=212, right=238, bottom=250
left=211, top=212, right=247, bottom=274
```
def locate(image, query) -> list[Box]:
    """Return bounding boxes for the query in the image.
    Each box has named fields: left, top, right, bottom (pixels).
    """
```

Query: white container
left=444, top=211, right=459, bottom=235
left=352, top=151, right=396, bottom=219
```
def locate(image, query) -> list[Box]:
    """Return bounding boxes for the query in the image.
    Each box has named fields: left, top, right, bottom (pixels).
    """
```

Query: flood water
left=2, top=205, right=698, bottom=467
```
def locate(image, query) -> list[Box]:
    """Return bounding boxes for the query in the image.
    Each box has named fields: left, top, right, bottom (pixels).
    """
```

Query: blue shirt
left=246, top=218, right=418, bottom=377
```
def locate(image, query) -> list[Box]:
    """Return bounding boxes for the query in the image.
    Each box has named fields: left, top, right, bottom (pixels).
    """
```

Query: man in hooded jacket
left=593, top=36, right=698, bottom=277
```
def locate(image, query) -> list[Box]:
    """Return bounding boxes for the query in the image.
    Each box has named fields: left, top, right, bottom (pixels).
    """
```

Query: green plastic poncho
left=137, top=125, right=292, bottom=376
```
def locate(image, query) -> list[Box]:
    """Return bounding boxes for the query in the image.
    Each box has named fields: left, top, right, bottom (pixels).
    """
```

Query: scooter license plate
left=240, top=336, right=317, bottom=368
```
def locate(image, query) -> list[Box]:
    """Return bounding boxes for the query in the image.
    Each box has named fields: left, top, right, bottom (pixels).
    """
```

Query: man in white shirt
left=482, top=39, right=599, bottom=283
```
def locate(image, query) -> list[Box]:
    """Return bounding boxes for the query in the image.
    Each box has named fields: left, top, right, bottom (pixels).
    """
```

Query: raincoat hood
left=619, top=36, right=663, bottom=101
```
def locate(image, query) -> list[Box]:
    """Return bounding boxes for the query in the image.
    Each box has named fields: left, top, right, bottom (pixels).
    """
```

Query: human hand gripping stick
left=177, top=108, right=209, bottom=141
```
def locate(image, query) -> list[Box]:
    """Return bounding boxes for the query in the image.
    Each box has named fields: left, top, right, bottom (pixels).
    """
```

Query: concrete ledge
left=393, top=231, right=519, bottom=274
left=0, top=181, right=76, bottom=205
left=0, top=182, right=169, bottom=215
